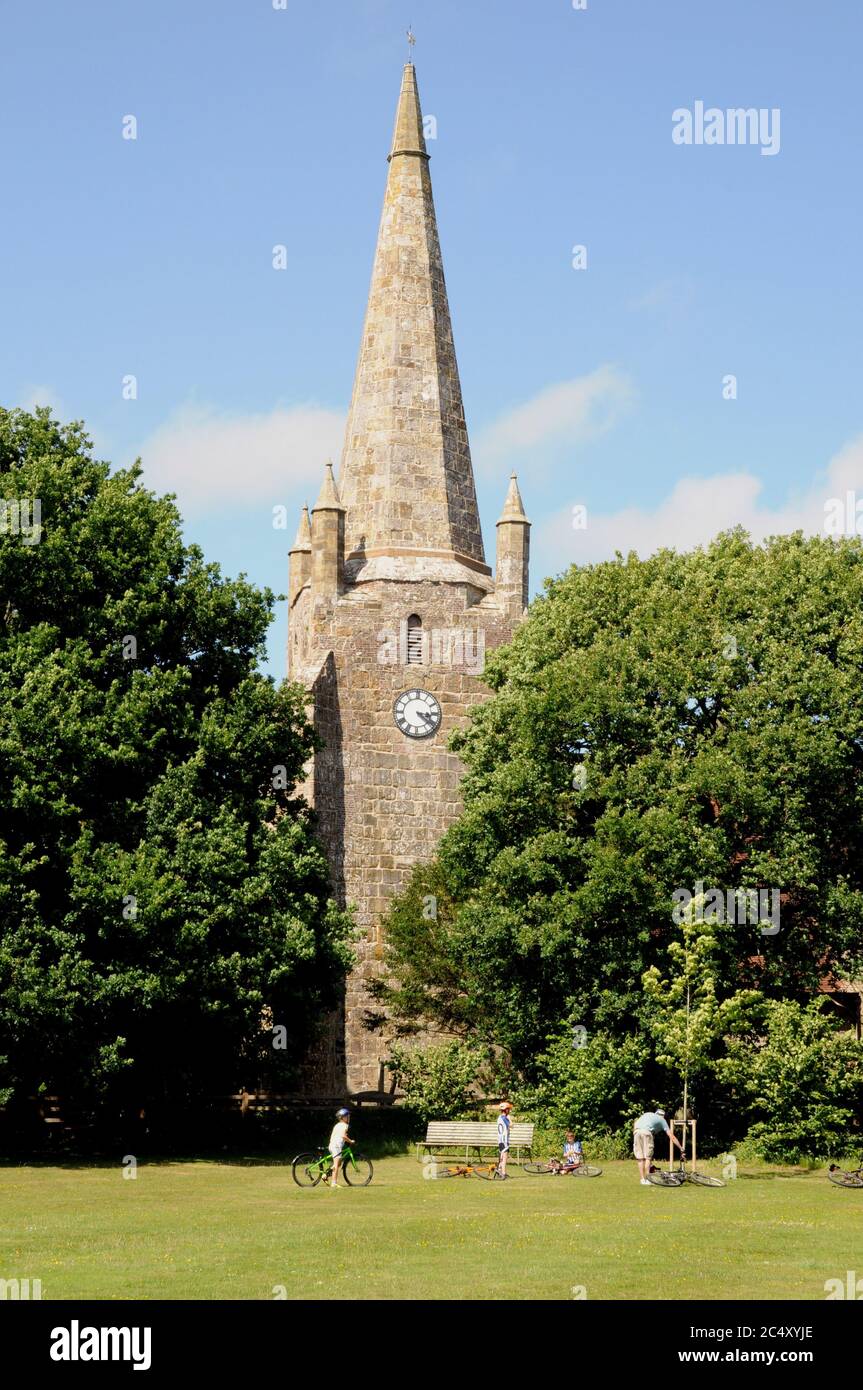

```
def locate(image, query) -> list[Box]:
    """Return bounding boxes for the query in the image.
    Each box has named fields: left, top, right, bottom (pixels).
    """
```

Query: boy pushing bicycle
left=328, top=1107, right=354, bottom=1189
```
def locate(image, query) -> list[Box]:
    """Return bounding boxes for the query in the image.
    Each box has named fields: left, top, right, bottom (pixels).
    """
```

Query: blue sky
left=2, top=0, right=862, bottom=679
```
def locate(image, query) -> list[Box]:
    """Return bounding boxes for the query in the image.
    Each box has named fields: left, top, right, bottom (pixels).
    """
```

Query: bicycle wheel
left=523, top=1161, right=555, bottom=1175
left=647, top=1170, right=684, bottom=1187
left=343, top=1154, right=373, bottom=1187
left=687, top=1171, right=725, bottom=1188
left=292, top=1151, right=324, bottom=1188
left=473, top=1165, right=501, bottom=1180
left=570, top=1165, right=603, bottom=1177
left=828, top=1167, right=863, bottom=1188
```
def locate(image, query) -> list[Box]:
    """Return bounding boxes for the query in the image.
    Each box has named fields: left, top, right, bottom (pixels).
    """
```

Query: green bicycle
left=291, top=1145, right=374, bottom=1188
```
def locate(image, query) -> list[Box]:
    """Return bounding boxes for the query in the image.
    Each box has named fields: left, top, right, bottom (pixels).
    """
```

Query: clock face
left=393, top=688, right=442, bottom=740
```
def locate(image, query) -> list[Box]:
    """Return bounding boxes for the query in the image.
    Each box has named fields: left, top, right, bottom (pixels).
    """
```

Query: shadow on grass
left=0, top=1144, right=414, bottom=1171
left=732, top=1167, right=826, bottom=1181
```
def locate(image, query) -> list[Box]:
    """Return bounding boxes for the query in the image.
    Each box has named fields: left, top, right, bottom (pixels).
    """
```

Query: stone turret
left=495, top=473, right=531, bottom=615
left=310, top=462, right=345, bottom=598
left=288, top=504, right=312, bottom=607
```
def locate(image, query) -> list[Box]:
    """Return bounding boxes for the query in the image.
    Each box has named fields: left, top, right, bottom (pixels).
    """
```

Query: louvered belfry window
left=406, top=614, right=423, bottom=664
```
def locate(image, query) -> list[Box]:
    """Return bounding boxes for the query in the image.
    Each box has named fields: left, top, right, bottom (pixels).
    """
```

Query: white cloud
left=628, top=277, right=695, bottom=314
left=20, top=384, right=64, bottom=414
left=475, top=366, right=634, bottom=474
left=534, top=435, right=863, bottom=577
left=137, top=369, right=632, bottom=512
left=17, top=386, right=110, bottom=455
left=135, top=402, right=345, bottom=512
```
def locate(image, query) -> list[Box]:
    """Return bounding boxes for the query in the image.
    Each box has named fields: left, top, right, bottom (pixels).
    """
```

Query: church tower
left=288, top=63, right=530, bottom=1093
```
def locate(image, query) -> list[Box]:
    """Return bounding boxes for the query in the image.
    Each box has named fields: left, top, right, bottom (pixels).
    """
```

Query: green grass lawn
left=2, top=1155, right=861, bottom=1300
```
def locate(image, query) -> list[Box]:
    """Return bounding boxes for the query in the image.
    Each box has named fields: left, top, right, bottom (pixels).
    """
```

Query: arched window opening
left=406, top=614, right=423, bottom=665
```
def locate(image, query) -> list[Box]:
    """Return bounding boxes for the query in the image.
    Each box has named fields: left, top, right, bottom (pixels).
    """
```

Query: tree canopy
left=0, top=407, right=352, bottom=1116
left=376, top=531, right=863, bottom=1096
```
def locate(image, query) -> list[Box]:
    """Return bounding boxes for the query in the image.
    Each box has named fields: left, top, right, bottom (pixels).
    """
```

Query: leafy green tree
left=0, top=407, right=352, bottom=1116
left=376, top=532, right=863, bottom=1076
left=515, top=1028, right=649, bottom=1144
left=642, top=905, right=762, bottom=1117
left=717, top=998, right=863, bottom=1162
left=386, top=1040, right=484, bottom=1124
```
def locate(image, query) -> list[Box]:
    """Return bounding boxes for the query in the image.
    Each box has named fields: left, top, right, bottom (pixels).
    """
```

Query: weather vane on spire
left=406, top=26, right=416, bottom=61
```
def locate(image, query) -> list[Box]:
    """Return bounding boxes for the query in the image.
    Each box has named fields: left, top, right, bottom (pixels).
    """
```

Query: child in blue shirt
left=551, top=1132, right=583, bottom=1174
left=496, top=1101, right=512, bottom=1179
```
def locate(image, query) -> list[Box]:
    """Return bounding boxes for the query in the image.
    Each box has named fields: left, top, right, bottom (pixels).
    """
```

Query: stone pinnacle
left=290, top=503, right=312, bottom=552
left=312, top=461, right=345, bottom=513
left=497, top=472, right=530, bottom=525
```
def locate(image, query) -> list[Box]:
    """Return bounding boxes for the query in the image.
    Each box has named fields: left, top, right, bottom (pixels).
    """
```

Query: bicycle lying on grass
left=647, top=1111, right=725, bottom=1187
left=291, top=1146, right=374, bottom=1187
left=647, top=1159, right=724, bottom=1188
left=429, top=1160, right=502, bottom=1180
left=828, top=1161, right=863, bottom=1189
left=523, top=1157, right=603, bottom=1177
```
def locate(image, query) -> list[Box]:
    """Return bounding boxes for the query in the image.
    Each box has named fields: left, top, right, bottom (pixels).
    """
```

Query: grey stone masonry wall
left=297, top=579, right=519, bottom=1093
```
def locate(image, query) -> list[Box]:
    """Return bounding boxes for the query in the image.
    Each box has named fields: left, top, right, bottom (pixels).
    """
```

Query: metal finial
left=406, top=27, right=416, bottom=61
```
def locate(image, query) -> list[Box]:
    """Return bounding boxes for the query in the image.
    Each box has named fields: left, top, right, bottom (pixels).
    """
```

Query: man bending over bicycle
left=328, top=1107, right=353, bottom=1189
left=633, top=1106, right=683, bottom=1185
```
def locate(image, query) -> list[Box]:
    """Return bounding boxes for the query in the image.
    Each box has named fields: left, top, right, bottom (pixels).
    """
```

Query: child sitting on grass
left=550, top=1132, right=583, bottom=1174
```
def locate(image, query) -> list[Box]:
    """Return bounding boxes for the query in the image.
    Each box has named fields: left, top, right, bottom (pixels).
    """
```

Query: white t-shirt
left=329, top=1121, right=349, bottom=1155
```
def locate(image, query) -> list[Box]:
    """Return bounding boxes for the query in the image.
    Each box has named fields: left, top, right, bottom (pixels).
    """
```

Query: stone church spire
left=290, top=59, right=529, bottom=1096
left=338, top=64, right=489, bottom=586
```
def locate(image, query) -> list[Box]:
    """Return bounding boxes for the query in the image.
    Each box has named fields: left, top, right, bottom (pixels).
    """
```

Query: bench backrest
left=424, top=1120, right=534, bottom=1145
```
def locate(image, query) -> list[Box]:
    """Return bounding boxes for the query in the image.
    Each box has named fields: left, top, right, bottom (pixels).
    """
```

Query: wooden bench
left=417, top=1120, right=535, bottom=1163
